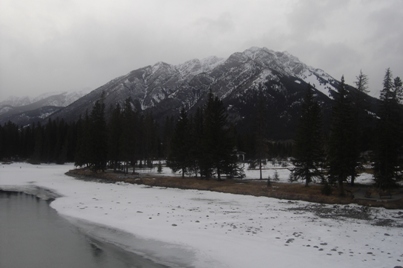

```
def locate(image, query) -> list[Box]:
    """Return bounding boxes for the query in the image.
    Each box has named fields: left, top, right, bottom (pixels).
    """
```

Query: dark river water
left=0, top=191, right=167, bottom=268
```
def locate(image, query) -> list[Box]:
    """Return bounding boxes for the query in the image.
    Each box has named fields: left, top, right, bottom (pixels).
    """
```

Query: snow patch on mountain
left=0, top=106, right=14, bottom=115
left=240, top=47, right=338, bottom=97
left=0, top=96, right=31, bottom=108
left=298, top=69, right=334, bottom=96
left=1, top=89, right=91, bottom=110
left=176, top=56, right=224, bottom=79
left=253, top=69, right=275, bottom=86
left=200, top=56, right=225, bottom=71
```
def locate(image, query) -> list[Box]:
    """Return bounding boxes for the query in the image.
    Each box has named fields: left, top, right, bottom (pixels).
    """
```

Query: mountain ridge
left=0, top=47, right=379, bottom=139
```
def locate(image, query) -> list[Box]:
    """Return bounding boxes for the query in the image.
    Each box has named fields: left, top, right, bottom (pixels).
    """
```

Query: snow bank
left=1, top=163, right=402, bottom=268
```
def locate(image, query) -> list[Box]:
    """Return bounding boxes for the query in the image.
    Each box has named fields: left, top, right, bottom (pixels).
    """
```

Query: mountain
left=0, top=89, right=91, bottom=125
left=1, top=47, right=379, bottom=139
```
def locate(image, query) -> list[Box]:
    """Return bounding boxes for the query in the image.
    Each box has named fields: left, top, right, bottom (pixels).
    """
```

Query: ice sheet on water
left=65, top=217, right=196, bottom=268
left=0, top=185, right=61, bottom=200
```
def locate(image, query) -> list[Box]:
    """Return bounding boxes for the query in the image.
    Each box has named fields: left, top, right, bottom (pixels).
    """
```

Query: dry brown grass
left=66, top=168, right=403, bottom=209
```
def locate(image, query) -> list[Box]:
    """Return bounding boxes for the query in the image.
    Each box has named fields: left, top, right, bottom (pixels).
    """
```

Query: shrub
left=321, top=182, right=333, bottom=196
left=273, top=170, right=280, bottom=181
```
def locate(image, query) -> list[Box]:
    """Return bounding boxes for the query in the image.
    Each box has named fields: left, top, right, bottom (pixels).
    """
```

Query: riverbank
left=66, top=167, right=403, bottom=209
left=1, top=163, right=403, bottom=268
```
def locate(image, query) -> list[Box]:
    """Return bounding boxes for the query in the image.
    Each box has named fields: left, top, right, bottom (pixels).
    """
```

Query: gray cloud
left=0, top=0, right=402, bottom=100
left=195, top=13, right=234, bottom=35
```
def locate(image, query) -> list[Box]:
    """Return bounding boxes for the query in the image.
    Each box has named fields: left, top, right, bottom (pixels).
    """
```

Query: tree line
left=167, top=90, right=240, bottom=179
left=291, top=68, right=403, bottom=193
left=0, top=69, right=402, bottom=189
left=0, top=90, right=240, bottom=179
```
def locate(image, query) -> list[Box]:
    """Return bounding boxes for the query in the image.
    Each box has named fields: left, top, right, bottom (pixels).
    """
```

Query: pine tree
left=291, top=85, right=324, bottom=186
left=189, top=107, right=204, bottom=177
left=347, top=71, right=371, bottom=185
left=167, top=108, right=192, bottom=178
left=394, top=76, right=403, bottom=103
left=75, top=112, right=91, bottom=167
left=355, top=70, right=369, bottom=93
left=327, top=76, right=355, bottom=195
left=162, top=116, right=175, bottom=158
left=201, top=90, right=237, bottom=179
left=108, top=104, right=122, bottom=171
left=88, top=96, right=108, bottom=171
left=374, top=68, right=402, bottom=188
left=43, top=118, right=57, bottom=163
left=142, top=113, right=158, bottom=168
left=31, top=122, right=44, bottom=163
left=255, top=85, right=268, bottom=180
left=120, top=98, right=136, bottom=174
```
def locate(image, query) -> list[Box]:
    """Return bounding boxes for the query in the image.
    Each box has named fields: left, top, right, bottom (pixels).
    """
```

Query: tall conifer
left=167, top=108, right=192, bottom=178
left=374, top=68, right=402, bottom=188
left=328, top=76, right=354, bottom=195
left=201, top=90, right=236, bottom=179
left=89, top=96, right=108, bottom=171
left=291, top=84, right=324, bottom=186
left=108, top=104, right=122, bottom=171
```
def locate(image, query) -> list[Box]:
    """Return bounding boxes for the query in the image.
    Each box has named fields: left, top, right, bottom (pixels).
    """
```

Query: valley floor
left=1, top=163, right=403, bottom=268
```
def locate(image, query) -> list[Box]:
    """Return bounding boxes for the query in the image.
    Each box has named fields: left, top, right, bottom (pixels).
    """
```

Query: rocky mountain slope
left=1, top=47, right=379, bottom=138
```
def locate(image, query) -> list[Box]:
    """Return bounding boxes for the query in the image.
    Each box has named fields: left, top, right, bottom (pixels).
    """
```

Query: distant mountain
left=0, top=96, right=32, bottom=108
left=0, top=89, right=91, bottom=125
left=1, top=47, right=379, bottom=139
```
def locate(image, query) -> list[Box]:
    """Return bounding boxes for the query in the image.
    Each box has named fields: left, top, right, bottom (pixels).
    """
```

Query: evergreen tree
left=254, top=85, right=268, bottom=180
left=89, top=97, right=108, bottom=171
left=53, top=119, right=67, bottom=163
left=394, top=76, right=403, bottom=103
left=43, top=118, right=57, bottom=162
left=142, top=112, right=159, bottom=168
left=161, top=116, right=175, bottom=158
left=346, top=71, right=372, bottom=185
left=291, top=85, right=324, bottom=186
left=66, top=121, right=79, bottom=162
left=20, top=124, right=35, bottom=159
left=31, top=123, right=44, bottom=163
left=75, top=112, right=91, bottom=167
left=120, top=98, right=137, bottom=173
left=201, top=90, right=237, bottom=179
left=108, top=104, right=122, bottom=171
left=355, top=70, right=369, bottom=93
left=327, top=76, right=355, bottom=195
left=374, top=68, right=402, bottom=188
left=189, top=107, right=204, bottom=177
left=167, top=108, right=192, bottom=178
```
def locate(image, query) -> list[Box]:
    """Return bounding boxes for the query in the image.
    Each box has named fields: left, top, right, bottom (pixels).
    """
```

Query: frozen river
left=0, top=191, right=166, bottom=268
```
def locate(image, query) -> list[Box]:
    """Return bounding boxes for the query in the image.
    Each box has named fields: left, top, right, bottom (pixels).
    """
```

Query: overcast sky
left=1, top=0, right=402, bottom=100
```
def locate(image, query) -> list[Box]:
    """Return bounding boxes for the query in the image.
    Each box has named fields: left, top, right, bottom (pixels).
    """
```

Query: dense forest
left=1, top=69, right=402, bottom=189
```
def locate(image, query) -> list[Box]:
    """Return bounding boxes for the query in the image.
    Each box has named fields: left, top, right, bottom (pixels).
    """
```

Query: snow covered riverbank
left=1, top=163, right=402, bottom=268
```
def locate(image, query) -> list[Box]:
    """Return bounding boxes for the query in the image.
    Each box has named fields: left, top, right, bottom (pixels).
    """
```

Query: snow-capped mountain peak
left=2, top=46, right=378, bottom=129
left=175, top=56, right=224, bottom=79
left=238, top=47, right=338, bottom=96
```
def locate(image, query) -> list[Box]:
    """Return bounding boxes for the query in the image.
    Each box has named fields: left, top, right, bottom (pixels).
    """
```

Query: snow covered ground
left=1, top=163, right=402, bottom=268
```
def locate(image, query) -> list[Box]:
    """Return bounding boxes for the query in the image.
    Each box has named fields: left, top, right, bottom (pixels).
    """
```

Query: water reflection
left=0, top=191, right=167, bottom=268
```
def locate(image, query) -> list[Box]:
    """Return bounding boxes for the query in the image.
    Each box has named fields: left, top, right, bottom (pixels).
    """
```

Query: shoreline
left=2, top=163, right=403, bottom=268
left=0, top=186, right=191, bottom=268
left=0, top=189, right=171, bottom=268
left=66, top=167, right=403, bottom=209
